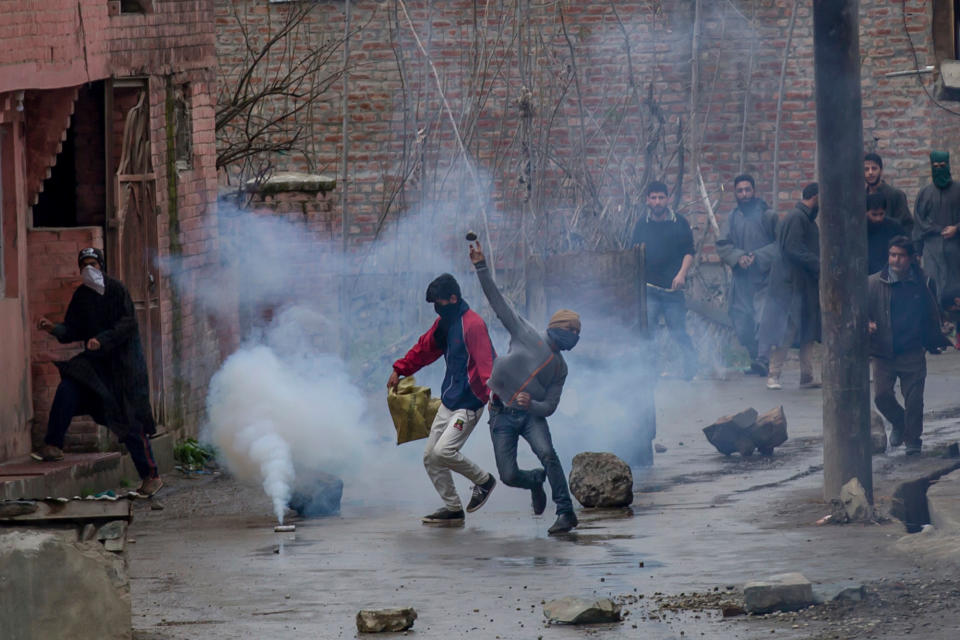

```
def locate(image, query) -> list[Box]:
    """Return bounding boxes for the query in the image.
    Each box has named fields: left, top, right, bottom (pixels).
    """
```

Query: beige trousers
left=423, top=404, right=489, bottom=511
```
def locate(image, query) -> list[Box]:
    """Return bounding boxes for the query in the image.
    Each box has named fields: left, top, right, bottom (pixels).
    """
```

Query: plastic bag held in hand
left=387, top=376, right=440, bottom=445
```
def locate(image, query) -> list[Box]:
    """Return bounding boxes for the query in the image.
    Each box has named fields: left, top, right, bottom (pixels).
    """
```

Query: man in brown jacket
left=867, top=236, right=951, bottom=455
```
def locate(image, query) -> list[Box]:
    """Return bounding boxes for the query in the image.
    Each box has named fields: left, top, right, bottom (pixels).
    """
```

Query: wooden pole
left=813, top=0, right=872, bottom=502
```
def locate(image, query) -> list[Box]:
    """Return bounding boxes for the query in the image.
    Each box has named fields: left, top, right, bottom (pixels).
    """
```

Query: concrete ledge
left=0, top=433, right=174, bottom=500
left=928, top=468, right=960, bottom=534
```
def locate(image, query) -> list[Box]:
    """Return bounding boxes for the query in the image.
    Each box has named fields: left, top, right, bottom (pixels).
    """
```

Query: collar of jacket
left=643, top=207, right=677, bottom=223
left=796, top=202, right=816, bottom=220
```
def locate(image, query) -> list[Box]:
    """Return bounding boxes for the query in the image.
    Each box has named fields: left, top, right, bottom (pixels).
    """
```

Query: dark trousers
left=489, top=406, right=573, bottom=515
left=646, top=287, right=697, bottom=374
left=872, top=350, right=926, bottom=445
left=730, top=304, right=759, bottom=361
left=46, top=378, right=159, bottom=479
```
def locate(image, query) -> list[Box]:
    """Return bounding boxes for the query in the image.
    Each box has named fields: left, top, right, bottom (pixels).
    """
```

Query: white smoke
left=203, top=308, right=374, bottom=524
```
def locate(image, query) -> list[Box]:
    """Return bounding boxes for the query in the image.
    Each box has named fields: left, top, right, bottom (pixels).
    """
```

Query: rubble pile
left=703, top=406, right=788, bottom=456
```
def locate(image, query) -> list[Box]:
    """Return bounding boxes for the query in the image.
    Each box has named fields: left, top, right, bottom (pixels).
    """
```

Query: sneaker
left=905, top=440, right=922, bottom=457
left=421, top=508, right=465, bottom=526
left=799, top=374, right=821, bottom=389
left=137, top=476, right=164, bottom=497
left=30, top=445, right=64, bottom=462
left=466, top=475, right=496, bottom=513
left=766, top=377, right=782, bottom=390
left=531, top=469, right=547, bottom=516
left=889, top=427, right=904, bottom=448
left=547, top=511, right=578, bottom=535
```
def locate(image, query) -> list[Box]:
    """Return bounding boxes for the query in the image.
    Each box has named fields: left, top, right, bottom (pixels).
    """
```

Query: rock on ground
left=840, top=477, right=871, bottom=522
left=288, top=471, right=343, bottom=517
left=356, top=608, right=417, bottom=633
left=748, top=406, right=788, bottom=455
left=703, top=409, right=757, bottom=457
left=543, top=597, right=622, bottom=624
left=568, top=452, right=634, bottom=508
left=743, top=572, right=815, bottom=614
left=814, top=582, right=866, bottom=604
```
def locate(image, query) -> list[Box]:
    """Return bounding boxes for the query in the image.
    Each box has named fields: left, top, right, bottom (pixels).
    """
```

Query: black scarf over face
left=433, top=298, right=468, bottom=351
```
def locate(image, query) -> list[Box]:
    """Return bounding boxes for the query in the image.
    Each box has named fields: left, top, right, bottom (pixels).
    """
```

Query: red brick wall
left=27, top=227, right=104, bottom=451
left=215, top=0, right=957, bottom=264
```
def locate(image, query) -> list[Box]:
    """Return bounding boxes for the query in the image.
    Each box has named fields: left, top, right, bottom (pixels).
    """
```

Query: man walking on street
left=631, top=181, right=698, bottom=380
left=865, top=152, right=913, bottom=238
left=716, top=174, right=778, bottom=376
left=868, top=237, right=950, bottom=456
left=470, top=241, right=580, bottom=535
left=914, top=151, right=960, bottom=299
left=758, top=183, right=822, bottom=390
left=867, top=192, right=905, bottom=275
left=389, top=273, right=498, bottom=526
left=34, top=248, right=163, bottom=497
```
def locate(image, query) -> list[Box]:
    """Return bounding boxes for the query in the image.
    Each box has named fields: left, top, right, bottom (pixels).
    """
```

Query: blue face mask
left=547, top=328, right=579, bottom=351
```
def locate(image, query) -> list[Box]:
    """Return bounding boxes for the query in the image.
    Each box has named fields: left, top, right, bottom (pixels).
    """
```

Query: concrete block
left=743, top=572, right=815, bottom=614
left=0, top=529, right=130, bottom=640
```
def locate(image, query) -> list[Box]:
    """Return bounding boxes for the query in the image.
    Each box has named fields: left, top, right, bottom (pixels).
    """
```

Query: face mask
left=434, top=302, right=460, bottom=318
left=547, top=328, right=580, bottom=351
left=81, top=265, right=105, bottom=295
left=932, top=153, right=952, bottom=189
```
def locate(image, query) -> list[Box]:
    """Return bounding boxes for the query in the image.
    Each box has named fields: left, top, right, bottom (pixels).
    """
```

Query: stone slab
left=743, top=572, right=814, bottom=614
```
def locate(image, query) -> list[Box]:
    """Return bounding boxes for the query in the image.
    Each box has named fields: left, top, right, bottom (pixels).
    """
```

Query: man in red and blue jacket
left=389, top=273, right=498, bottom=526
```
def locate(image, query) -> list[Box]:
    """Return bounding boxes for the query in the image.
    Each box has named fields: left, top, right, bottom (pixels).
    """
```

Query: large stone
left=747, top=406, right=788, bottom=455
left=871, top=411, right=888, bottom=454
left=543, top=597, right=622, bottom=624
left=568, top=452, right=633, bottom=508
left=703, top=408, right=758, bottom=457
left=288, top=471, right=343, bottom=517
left=0, top=529, right=131, bottom=639
left=356, top=608, right=417, bottom=633
left=813, top=582, right=866, bottom=604
left=840, top=477, right=871, bottom=522
left=743, top=572, right=815, bottom=614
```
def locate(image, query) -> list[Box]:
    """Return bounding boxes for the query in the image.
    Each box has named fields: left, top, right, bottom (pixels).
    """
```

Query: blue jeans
left=489, top=405, right=573, bottom=515
left=646, top=286, right=697, bottom=375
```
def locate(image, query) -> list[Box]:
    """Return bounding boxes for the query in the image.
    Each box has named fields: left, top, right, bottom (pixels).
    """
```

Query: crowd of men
left=641, top=151, right=960, bottom=456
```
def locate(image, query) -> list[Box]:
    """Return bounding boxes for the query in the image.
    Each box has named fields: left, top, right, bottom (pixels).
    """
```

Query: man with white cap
left=469, top=241, right=580, bottom=534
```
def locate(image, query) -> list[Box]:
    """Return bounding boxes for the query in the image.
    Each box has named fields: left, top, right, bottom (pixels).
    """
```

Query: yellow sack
left=387, top=376, right=441, bottom=445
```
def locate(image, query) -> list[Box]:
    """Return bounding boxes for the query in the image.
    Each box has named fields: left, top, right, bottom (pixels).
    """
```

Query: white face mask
left=81, top=265, right=105, bottom=295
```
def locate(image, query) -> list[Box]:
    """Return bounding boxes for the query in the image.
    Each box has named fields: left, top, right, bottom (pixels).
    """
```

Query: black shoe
left=744, top=361, right=768, bottom=376
left=905, top=440, right=922, bottom=456
left=531, top=469, right=547, bottom=516
left=466, top=475, right=496, bottom=513
left=547, top=511, right=578, bottom=535
left=421, top=508, right=465, bottom=526
left=889, top=427, right=904, bottom=448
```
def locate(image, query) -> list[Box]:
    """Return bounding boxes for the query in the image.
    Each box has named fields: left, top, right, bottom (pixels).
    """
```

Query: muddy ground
left=129, top=353, right=960, bottom=639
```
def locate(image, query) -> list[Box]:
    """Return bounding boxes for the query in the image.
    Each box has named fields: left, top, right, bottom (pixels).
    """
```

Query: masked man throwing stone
left=470, top=241, right=580, bottom=535
left=34, top=248, right=162, bottom=497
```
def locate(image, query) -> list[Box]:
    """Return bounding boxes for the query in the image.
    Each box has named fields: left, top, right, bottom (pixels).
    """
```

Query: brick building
left=0, top=1, right=226, bottom=462
left=216, top=0, right=960, bottom=263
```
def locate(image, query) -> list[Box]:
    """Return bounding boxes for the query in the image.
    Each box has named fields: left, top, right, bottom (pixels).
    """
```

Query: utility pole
left=813, top=0, right=873, bottom=502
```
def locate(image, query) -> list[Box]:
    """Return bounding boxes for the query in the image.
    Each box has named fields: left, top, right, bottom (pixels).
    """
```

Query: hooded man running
left=389, top=273, right=498, bottom=527
left=469, top=241, right=580, bottom=535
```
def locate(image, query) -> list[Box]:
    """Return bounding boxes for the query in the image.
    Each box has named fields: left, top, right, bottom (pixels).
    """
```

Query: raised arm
left=470, top=241, right=531, bottom=338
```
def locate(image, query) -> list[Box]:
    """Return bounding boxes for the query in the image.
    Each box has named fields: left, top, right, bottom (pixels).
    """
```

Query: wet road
left=130, top=352, right=960, bottom=639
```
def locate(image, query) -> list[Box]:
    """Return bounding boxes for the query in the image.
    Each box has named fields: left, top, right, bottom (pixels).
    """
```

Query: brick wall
left=27, top=227, right=104, bottom=451
left=215, top=0, right=958, bottom=269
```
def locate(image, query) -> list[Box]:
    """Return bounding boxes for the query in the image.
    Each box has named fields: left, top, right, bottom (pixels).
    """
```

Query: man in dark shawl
left=758, top=183, right=821, bottom=390
left=914, top=151, right=960, bottom=299
left=716, top=174, right=778, bottom=375
left=867, top=192, right=905, bottom=275
left=34, top=248, right=162, bottom=496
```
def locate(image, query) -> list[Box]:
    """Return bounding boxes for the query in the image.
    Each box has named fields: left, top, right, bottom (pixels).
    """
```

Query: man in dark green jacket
left=867, top=236, right=951, bottom=455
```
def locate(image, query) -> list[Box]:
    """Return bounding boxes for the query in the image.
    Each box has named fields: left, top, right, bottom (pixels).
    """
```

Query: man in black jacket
left=34, top=248, right=162, bottom=496
left=867, top=237, right=950, bottom=455
left=866, top=192, right=905, bottom=275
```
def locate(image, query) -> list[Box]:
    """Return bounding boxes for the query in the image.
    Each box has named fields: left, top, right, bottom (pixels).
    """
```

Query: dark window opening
left=33, top=82, right=107, bottom=228
left=174, top=87, right=192, bottom=171
left=121, top=0, right=149, bottom=14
